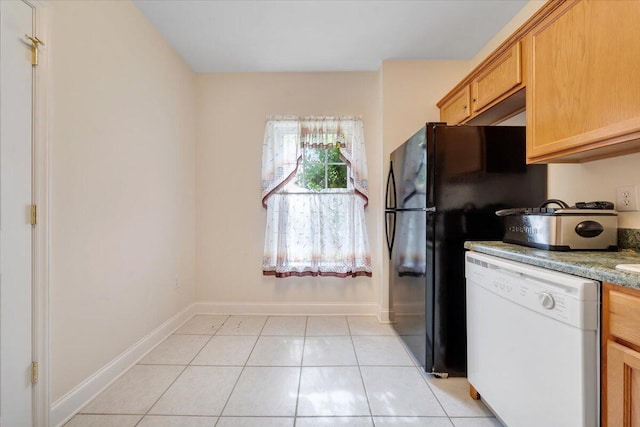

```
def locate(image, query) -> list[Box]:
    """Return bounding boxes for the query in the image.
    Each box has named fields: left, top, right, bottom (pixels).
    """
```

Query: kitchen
left=1, top=0, right=639, bottom=426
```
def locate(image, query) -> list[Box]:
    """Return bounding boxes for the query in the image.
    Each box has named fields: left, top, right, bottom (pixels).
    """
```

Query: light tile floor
left=67, top=315, right=504, bottom=427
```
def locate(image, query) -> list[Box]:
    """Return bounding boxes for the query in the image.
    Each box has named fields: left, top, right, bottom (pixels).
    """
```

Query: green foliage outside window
left=296, top=146, right=347, bottom=190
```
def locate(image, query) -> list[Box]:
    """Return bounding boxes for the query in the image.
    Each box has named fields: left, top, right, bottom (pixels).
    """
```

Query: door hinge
left=25, top=34, right=44, bottom=66
left=31, top=362, right=38, bottom=384
left=30, top=205, right=37, bottom=226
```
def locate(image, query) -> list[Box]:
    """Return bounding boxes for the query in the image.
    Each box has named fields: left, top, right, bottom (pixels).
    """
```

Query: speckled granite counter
left=464, top=241, right=640, bottom=290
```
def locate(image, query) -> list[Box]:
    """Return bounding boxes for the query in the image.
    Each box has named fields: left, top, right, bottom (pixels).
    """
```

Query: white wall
left=49, top=1, right=197, bottom=401
left=469, top=0, right=546, bottom=69
left=380, top=61, right=470, bottom=157
left=549, top=156, right=640, bottom=229
left=497, top=113, right=640, bottom=229
left=196, top=72, right=381, bottom=313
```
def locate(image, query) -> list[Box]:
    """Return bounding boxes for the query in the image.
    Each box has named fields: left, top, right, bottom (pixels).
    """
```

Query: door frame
left=24, top=0, right=51, bottom=425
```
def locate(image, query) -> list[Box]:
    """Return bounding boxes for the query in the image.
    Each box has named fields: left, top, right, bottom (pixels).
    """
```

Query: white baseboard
left=49, top=303, right=198, bottom=427
left=377, top=308, right=393, bottom=324
left=194, top=301, right=377, bottom=316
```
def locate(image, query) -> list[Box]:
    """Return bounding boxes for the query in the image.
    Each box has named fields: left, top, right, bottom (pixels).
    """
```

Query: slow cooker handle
left=538, top=199, right=570, bottom=209
left=495, top=207, right=527, bottom=216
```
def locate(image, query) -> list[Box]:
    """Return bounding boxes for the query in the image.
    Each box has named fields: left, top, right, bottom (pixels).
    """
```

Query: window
left=293, top=146, right=347, bottom=190
left=261, top=116, right=371, bottom=278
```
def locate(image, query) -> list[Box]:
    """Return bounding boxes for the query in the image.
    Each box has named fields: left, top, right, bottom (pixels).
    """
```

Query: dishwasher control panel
left=465, top=252, right=599, bottom=330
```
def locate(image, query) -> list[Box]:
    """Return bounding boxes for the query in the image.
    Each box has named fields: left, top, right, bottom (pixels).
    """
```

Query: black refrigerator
left=385, top=123, right=547, bottom=377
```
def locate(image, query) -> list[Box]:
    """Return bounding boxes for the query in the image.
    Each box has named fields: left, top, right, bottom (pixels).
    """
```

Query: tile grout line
left=132, top=364, right=189, bottom=426
left=292, top=316, right=309, bottom=427
left=391, top=325, right=466, bottom=425
left=184, top=315, right=230, bottom=365
left=210, top=314, right=241, bottom=427
left=95, top=323, right=206, bottom=424
left=136, top=362, right=419, bottom=368
left=351, top=317, right=452, bottom=425
left=132, top=315, right=231, bottom=426
left=213, top=315, right=269, bottom=426
left=390, top=327, right=452, bottom=423
left=346, top=317, right=375, bottom=425
left=79, top=312, right=201, bottom=422
left=416, top=364, right=453, bottom=421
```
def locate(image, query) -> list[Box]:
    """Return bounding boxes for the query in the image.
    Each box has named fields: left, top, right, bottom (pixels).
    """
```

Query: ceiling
left=132, top=0, right=528, bottom=73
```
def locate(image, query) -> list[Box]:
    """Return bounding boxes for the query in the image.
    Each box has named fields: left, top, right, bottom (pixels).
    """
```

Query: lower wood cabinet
left=603, top=282, right=640, bottom=427
left=606, top=341, right=640, bottom=426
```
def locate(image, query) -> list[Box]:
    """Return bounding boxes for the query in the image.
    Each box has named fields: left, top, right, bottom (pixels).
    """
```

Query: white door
left=0, top=0, right=35, bottom=425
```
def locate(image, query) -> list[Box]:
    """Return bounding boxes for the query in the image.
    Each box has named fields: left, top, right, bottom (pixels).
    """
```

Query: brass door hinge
left=31, top=362, right=38, bottom=384
left=25, top=34, right=44, bottom=66
left=30, top=205, right=37, bottom=226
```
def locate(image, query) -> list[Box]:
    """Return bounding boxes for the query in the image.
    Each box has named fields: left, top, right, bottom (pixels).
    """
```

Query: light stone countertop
left=464, top=241, right=640, bottom=290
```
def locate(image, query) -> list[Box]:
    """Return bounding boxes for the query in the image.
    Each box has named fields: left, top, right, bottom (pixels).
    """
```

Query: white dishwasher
left=465, top=252, right=599, bottom=427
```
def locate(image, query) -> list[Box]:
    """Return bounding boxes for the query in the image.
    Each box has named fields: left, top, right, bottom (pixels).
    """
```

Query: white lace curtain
left=261, top=116, right=372, bottom=278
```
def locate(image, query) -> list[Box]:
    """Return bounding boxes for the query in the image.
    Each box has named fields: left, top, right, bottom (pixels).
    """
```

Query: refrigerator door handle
left=385, top=161, right=397, bottom=211
left=385, top=211, right=396, bottom=259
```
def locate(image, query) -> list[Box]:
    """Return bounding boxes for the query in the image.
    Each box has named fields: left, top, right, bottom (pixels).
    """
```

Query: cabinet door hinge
left=31, top=362, right=38, bottom=384
left=30, top=205, right=37, bottom=226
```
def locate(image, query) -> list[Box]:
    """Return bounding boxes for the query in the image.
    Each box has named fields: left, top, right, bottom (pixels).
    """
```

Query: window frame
left=296, top=145, right=349, bottom=191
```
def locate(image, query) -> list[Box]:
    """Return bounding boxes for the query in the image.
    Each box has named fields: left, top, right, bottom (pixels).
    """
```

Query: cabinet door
left=609, top=289, right=640, bottom=346
left=526, top=0, right=640, bottom=162
left=607, top=341, right=640, bottom=427
left=471, top=42, right=521, bottom=113
left=440, top=86, right=470, bottom=125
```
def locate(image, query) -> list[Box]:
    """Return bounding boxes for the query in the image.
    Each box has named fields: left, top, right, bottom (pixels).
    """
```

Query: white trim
left=23, top=1, right=51, bottom=425
left=49, top=303, right=197, bottom=427
left=377, top=308, right=393, bottom=324
left=193, top=301, right=377, bottom=316
left=24, top=0, right=48, bottom=7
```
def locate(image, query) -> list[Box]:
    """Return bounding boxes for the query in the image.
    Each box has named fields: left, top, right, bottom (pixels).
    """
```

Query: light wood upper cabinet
left=438, top=35, right=527, bottom=125
left=471, top=43, right=522, bottom=114
left=526, top=0, right=640, bottom=162
left=440, top=86, right=471, bottom=125
left=438, top=0, right=640, bottom=162
left=603, top=283, right=640, bottom=427
left=438, top=42, right=524, bottom=125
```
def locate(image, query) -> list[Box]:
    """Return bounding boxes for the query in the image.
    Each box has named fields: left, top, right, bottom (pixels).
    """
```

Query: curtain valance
left=261, top=116, right=369, bottom=207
